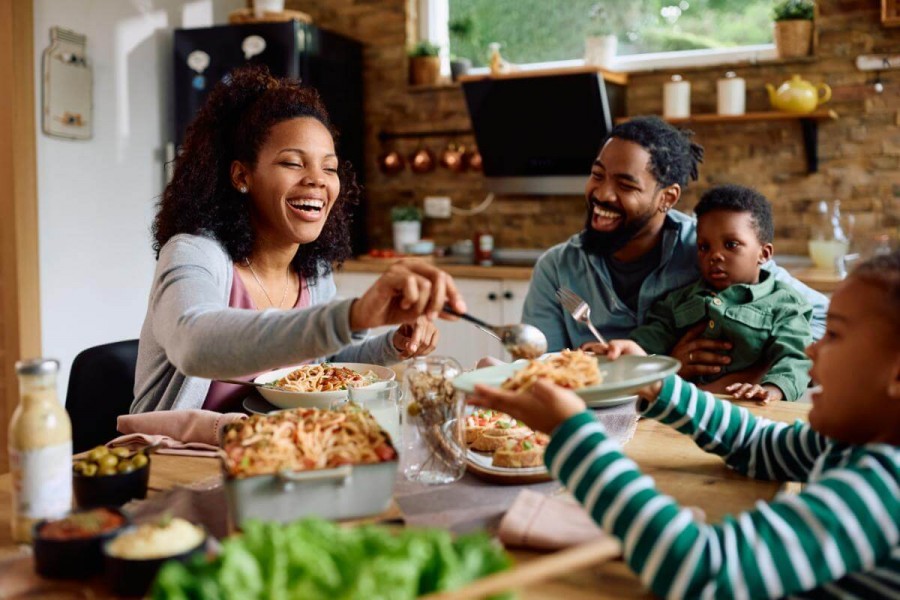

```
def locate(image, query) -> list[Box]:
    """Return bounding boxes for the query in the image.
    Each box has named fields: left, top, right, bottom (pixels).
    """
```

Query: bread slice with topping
left=469, top=420, right=532, bottom=452
left=465, top=409, right=516, bottom=444
left=492, top=433, right=549, bottom=468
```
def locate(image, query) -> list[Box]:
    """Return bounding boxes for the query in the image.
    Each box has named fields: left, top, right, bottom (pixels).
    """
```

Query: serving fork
left=556, top=287, right=607, bottom=345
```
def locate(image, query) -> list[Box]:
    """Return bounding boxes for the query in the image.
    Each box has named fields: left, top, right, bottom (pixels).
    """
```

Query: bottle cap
left=724, top=71, right=737, bottom=78
left=671, top=74, right=683, bottom=82
left=15, top=358, right=60, bottom=376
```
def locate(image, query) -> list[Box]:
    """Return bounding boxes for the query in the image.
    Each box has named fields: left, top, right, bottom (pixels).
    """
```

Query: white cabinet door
left=332, top=272, right=532, bottom=368
left=332, top=271, right=394, bottom=340
left=436, top=278, right=505, bottom=369
left=500, top=280, right=530, bottom=325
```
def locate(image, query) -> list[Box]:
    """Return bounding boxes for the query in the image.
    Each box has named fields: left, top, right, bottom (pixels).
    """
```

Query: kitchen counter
left=339, top=256, right=844, bottom=292
left=340, top=257, right=534, bottom=281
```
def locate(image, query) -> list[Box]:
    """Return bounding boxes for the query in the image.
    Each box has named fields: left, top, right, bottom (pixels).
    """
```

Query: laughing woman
left=132, top=66, right=464, bottom=413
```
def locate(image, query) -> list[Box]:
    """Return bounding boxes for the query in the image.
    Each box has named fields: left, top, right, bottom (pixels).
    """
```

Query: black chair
left=66, top=339, right=140, bottom=453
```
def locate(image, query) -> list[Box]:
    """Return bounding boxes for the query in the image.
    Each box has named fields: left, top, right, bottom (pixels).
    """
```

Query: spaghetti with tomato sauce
left=222, top=406, right=396, bottom=478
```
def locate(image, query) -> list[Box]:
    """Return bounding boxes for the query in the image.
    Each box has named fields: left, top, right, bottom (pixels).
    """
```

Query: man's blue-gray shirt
left=522, top=210, right=828, bottom=351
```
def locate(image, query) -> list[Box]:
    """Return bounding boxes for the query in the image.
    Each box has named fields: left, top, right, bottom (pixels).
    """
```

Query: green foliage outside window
left=449, top=0, right=775, bottom=66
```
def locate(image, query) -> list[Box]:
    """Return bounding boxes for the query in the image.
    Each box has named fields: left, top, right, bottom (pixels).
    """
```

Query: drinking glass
left=401, top=356, right=466, bottom=485
left=347, top=381, right=401, bottom=447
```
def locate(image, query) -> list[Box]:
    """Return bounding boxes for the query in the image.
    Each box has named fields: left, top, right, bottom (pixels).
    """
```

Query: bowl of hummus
left=103, top=517, right=206, bottom=596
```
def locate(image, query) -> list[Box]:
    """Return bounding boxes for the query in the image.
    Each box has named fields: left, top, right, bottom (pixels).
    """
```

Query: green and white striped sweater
left=544, top=375, right=900, bottom=599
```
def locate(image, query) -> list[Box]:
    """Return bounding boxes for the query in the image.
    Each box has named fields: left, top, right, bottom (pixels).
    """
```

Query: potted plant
left=391, top=205, right=423, bottom=253
left=408, top=41, right=441, bottom=86
left=448, top=16, right=476, bottom=81
left=772, top=0, right=815, bottom=58
left=584, top=2, right=619, bottom=68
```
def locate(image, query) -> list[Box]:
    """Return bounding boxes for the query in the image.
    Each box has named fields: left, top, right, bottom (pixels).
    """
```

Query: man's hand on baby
left=579, top=339, right=647, bottom=359
left=671, top=322, right=732, bottom=380
left=726, top=382, right=784, bottom=404
left=469, top=380, right=586, bottom=434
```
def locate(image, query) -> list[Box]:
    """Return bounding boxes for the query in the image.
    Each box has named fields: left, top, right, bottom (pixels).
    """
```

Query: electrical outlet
left=424, top=196, right=452, bottom=219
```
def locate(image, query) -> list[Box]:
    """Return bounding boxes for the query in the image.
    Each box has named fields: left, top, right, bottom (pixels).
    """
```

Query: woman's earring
left=239, top=185, right=248, bottom=194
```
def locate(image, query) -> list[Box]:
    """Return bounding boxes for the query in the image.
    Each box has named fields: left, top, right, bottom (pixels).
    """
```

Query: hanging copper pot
left=409, top=146, right=436, bottom=174
left=439, top=143, right=466, bottom=173
left=378, top=150, right=405, bottom=175
left=466, top=147, right=483, bottom=172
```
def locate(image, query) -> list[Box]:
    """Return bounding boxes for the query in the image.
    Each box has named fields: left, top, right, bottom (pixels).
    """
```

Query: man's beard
left=580, top=199, right=655, bottom=257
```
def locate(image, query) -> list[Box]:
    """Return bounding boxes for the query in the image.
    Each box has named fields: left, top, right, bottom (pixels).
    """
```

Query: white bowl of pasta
left=253, top=362, right=396, bottom=410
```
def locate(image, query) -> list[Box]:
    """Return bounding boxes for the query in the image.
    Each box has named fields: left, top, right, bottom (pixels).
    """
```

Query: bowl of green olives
left=72, top=446, right=151, bottom=508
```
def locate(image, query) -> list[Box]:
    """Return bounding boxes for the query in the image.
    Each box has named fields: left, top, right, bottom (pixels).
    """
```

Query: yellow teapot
left=766, top=75, right=831, bottom=114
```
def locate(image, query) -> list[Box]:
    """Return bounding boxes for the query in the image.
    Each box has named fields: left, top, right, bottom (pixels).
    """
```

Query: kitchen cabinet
left=333, top=272, right=531, bottom=368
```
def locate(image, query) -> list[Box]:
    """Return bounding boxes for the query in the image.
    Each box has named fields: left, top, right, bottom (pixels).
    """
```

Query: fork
left=556, top=287, right=607, bottom=345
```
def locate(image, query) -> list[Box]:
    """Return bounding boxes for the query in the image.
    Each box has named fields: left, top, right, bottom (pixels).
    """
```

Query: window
left=423, top=0, right=778, bottom=73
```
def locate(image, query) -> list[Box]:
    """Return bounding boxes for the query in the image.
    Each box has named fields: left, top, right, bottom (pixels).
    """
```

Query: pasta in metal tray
left=222, top=406, right=396, bottom=478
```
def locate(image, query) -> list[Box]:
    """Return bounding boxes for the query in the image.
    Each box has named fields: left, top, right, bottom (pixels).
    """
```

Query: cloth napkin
left=497, top=489, right=610, bottom=551
left=109, top=410, right=247, bottom=456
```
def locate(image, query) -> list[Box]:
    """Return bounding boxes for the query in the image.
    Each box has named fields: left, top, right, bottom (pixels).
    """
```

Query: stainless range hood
left=461, top=70, right=626, bottom=195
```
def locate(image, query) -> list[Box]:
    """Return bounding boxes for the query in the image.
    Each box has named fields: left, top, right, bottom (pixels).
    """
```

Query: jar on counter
left=473, top=229, right=494, bottom=266
left=9, top=358, right=72, bottom=543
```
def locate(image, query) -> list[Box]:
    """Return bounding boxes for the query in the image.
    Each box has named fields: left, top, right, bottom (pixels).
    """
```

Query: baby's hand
left=579, top=339, right=646, bottom=360
left=725, top=383, right=784, bottom=405
left=469, top=380, right=585, bottom=434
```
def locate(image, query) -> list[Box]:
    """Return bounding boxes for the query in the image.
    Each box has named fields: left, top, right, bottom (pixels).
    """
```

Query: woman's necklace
left=243, top=259, right=290, bottom=308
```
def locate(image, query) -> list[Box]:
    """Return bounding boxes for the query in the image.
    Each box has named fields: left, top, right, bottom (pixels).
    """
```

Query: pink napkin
left=110, top=410, right=246, bottom=457
left=498, top=490, right=612, bottom=551
left=499, top=489, right=706, bottom=551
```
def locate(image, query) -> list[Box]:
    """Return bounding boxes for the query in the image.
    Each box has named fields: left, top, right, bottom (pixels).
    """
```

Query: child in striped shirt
left=471, top=250, right=899, bottom=598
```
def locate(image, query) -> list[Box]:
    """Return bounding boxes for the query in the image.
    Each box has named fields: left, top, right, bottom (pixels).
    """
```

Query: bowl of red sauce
left=33, top=507, right=129, bottom=579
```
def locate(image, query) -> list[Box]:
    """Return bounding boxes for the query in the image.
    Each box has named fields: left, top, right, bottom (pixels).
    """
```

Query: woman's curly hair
left=153, top=65, right=359, bottom=282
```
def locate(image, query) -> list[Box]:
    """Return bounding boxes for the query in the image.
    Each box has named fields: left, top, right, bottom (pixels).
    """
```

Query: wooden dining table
left=0, top=400, right=810, bottom=598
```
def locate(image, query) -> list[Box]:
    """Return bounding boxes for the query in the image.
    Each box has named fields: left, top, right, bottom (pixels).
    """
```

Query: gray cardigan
left=132, top=233, right=400, bottom=413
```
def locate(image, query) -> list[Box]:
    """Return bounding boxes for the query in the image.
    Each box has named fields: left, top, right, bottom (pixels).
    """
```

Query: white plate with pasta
left=253, top=362, right=396, bottom=410
left=451, top=351, right=680, bottom=408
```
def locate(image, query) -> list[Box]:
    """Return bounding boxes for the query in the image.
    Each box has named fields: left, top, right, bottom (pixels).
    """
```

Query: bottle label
left=478, top=234, right=494, bottom=252
left=10, top=441, right=72, bottom=520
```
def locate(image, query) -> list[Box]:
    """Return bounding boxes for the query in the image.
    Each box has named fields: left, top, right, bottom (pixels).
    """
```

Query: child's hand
left=725, top=382, right=784, bottom=404
left=469, top=380, right=586, bottom=434
left=579, top=339, right=647, bottom=359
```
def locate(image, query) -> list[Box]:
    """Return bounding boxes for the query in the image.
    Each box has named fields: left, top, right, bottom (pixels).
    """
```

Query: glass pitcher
left=400, top=356, right=466, bottom=485
left=808, top=200, right=850, bottom=273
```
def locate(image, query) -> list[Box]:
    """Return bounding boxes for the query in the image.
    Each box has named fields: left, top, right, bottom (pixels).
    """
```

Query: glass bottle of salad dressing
left=9, top=358, right=72, bottom=543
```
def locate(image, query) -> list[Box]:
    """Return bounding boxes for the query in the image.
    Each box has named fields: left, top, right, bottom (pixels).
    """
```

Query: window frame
left=423, top=0, right=779, bottom=75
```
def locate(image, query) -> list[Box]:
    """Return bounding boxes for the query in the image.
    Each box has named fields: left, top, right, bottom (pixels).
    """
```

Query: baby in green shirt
left=599, top=184, right=813, bottom=402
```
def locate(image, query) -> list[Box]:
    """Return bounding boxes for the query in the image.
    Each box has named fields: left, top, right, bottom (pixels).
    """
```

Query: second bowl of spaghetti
left=253, top=362, right=396, bottom=410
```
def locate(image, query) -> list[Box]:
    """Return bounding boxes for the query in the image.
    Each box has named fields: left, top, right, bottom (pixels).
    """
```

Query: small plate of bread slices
left=461, top=409, right=553, bottom=484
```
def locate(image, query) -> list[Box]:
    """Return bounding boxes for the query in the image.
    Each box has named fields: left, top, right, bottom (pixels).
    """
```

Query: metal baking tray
left=224, top=459, right=398, bottom=528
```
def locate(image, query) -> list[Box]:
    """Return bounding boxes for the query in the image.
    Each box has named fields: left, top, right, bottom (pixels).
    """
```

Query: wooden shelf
left=616, top=110, right=839, bottom=173
left=458, top=65, right=628, bottom=86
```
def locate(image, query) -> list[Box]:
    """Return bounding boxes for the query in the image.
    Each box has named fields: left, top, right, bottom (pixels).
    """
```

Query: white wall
left=33, top=0, right=244, bottom=398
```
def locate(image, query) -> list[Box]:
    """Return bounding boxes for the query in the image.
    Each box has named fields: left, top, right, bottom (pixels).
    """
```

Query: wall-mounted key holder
left=42, top=27, right=92, bottom=140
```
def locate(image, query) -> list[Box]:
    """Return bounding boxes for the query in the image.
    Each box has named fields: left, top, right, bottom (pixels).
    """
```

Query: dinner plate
left=253, top=363, right=396, bottom=410
left=242, top=395, right=283, bottom=415
left=464, top=448, right=552, bottom=485
left=451, top=354, right=680, bottom=404
left=451, top=411, right=552, bottom=485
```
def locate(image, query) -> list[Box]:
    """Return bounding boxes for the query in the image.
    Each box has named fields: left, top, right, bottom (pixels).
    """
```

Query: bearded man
left=522, top=116, right=827, bottom=384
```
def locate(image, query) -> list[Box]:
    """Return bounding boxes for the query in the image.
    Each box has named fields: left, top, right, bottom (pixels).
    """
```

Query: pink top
left=202, top=265, right=310, bottom=412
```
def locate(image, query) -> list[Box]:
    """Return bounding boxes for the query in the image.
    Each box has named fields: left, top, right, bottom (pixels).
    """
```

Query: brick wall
left=289, top=0, right=899, bottom=256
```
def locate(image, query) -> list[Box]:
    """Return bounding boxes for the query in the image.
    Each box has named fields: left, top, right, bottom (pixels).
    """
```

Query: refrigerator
left=173, top=21, right=367, bottom=251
